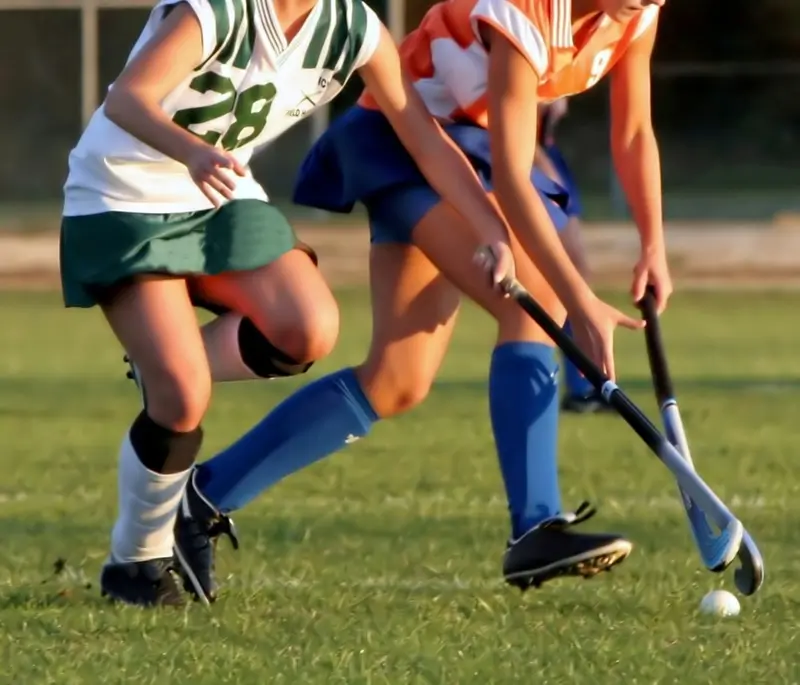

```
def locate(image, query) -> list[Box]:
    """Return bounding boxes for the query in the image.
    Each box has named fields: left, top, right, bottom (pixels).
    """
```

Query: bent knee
left=383, top=383, right=432, bottom=417
left=239, top=313, right=338, bottom=378
left=139, top=363, right=211, bottom=432
left=267, top=305, right=340, bottom=363
left=358, top=363, right=436, bottom=418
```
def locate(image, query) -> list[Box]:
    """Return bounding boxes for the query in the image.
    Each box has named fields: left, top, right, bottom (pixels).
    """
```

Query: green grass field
left=1, top=288, right=799, bottom=684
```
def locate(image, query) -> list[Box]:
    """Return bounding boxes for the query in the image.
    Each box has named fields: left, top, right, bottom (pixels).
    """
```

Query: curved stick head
left=702, top=518, right=743, bottom=573
left=734, top=530, right=765, bottom=596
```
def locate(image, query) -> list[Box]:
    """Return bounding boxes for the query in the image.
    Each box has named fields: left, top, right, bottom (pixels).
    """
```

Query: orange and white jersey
left=364, top=0, right=658, bottom=127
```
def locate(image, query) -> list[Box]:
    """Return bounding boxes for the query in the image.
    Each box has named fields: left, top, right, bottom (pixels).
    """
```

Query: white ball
left=699, top=590, right=740, bottom=617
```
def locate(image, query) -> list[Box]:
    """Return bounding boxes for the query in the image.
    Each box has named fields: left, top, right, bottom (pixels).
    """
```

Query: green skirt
left=60, top=199, right=299, bottom=308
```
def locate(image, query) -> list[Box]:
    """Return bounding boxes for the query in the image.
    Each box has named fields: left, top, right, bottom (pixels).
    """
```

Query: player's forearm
left=414, top=133, right=511, bottom=246
left=494, top=171, right=593, bottom=312
left=612, top=128, right=664, bottom=252
left=104, top=88, right=205, bottom=167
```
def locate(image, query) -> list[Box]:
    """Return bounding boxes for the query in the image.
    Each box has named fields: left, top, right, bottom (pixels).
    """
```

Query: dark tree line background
left=1, top=1, right=797, bottom=216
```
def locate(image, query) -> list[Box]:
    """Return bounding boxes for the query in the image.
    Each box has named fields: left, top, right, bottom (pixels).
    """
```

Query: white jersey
left=64, top=0, right=381, bottom=216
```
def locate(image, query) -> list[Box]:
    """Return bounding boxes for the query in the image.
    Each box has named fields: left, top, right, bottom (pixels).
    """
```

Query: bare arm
left=610, top=17, right=672, bottom=309
left=484, top=25, right=592, bottom=313
left=358, top=25, right=511, bottom=255
left=102, top=3, right=243, bottom=204
left=609, top=19, right=663, bottom=255
left=104, top=3, right=236, bottom=169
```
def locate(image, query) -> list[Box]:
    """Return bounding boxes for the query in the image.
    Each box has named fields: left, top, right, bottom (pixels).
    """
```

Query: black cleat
left=503, top=502, right=632, bottom=591
left=561, top=391, right=613, bottom=414
left=173, top=469, right=239, bottom=605
left=100, top=558, right=185, bottom=607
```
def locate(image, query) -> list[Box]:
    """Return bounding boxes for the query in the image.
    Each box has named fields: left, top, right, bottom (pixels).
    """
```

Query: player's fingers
left=473, top=245, right=492, bottom=267
left=473, top=246, right=509, bottom=295
left=604, top=350, right=615, bottom=381
left=472, top=248, right=492, bottom=281
left=616, top=309, right=645, bottom=330
left=493, top=268, right=511, bottom=297
left=602, top=330, right=616, bottom=381
left=656, top=282, right=673, bottom=314
left=207, top=154, right=230, bottom=173
left=214, top=152, right=246, bottom=178
left=630, top=268, right=646, bottom=303
left=493, top=253, right=514, bottom=288
left=206, top=175, right=234, bottom=201
left=490, top=254, right=503, bottom=284
left=656, top=290, right=667, bottom=315
left=212, top=167, right=237, bottom=192
left=229, top=157, right=247, bottom=177
left=198, top=182, right=222, bottom=207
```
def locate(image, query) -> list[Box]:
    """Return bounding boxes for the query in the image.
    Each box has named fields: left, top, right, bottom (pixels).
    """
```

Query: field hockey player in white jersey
left=60, top=0, right=518, bottom=607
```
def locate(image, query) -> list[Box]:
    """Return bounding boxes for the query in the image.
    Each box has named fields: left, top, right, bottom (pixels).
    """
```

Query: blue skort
left=543, top=143, right=582, bottom=218
left=293, top=106, right=573, bottom=244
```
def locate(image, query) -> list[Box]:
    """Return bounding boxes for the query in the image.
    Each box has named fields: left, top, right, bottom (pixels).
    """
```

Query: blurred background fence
left=1, top=0, right=798, bottom=223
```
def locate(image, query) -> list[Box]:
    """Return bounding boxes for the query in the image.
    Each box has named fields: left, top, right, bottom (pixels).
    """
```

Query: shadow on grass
left=0, top=585, right=105, bottom=611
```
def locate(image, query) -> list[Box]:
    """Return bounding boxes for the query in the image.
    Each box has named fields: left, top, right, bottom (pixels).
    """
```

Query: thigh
left=191, top=247, right=339, bottom=362
left=358, top=243, right=461, bottom=417
left=411, top=199, right=566, bottom=345
left=102, top=276, right=211, bottom=430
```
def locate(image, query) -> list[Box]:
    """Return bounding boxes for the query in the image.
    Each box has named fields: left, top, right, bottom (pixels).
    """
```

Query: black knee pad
left=238, top=317, right=314, bottom=379
left=129, top=411, right=204, bottom=474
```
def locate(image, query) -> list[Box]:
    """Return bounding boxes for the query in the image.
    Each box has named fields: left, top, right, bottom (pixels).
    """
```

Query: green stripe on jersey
left=204, top=0, right=232, bottom=62
left=233, top=0, right=257, bottom=68
left=303, top=0, right=332, bottom=69
left=332, top=0, right=368, bottom=83
left=217, top=0, right=246, bottom=64
left=255, top=0, right=286, bottom=54
left=323, top=0, right=351, bottom=71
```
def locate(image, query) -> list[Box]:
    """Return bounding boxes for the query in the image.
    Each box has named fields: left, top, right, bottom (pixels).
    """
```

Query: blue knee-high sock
left=196, top=368, right=378, bottom=513
left=562, top=320, right=594, bottom=397
left=489, top=342, right=561, bottom=539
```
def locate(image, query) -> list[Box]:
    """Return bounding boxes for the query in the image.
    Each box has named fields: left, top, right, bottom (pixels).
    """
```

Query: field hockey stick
left=637, top=288, right=741, bottom=570
left=497, top=276, right=748, bottom=587
left=638, top=287, right=764, bottom=594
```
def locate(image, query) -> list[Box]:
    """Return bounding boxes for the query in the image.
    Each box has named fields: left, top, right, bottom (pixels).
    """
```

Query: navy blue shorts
left=543, top=143, right=582, bottom=218
left=293, top=106, right=573, bottom=244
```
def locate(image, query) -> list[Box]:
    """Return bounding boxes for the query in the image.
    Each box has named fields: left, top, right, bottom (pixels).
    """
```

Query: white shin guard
left=110, top=432, right=192, bottom=563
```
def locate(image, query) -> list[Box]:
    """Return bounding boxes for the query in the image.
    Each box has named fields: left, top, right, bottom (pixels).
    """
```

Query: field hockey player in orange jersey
left=186, top=0, right=673, bottom=594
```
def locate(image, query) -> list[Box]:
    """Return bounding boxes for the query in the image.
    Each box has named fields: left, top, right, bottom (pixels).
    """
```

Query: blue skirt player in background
left=537, top=98, right=613, bottom=413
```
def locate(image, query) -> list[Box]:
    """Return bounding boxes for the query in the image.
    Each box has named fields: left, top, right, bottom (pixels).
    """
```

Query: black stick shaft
left=503, top=283, right=663, bottom=455
left=637, top=286, right=675, bottom=403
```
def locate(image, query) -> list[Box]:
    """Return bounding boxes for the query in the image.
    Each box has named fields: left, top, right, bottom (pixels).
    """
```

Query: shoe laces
left=539, top=501, right=597, bottom=530
left=507, top=502, right=598, bottom=547
left=207, top=515, right=240, bottom=551
left=181, top=491, right=240, bottom=552
left=182, top=469, right=240, bottom=551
